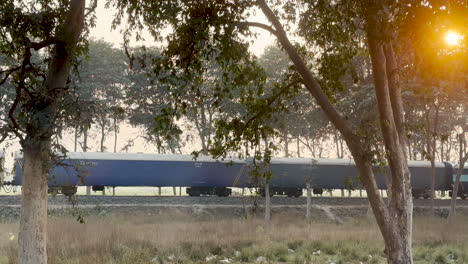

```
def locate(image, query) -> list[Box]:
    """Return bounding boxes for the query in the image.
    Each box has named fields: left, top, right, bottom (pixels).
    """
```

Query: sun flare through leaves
left=444, top=30, right=463, bottom=47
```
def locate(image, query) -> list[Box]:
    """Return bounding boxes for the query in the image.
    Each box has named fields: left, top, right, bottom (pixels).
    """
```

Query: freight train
left=1, top=151, right=468, bottom=199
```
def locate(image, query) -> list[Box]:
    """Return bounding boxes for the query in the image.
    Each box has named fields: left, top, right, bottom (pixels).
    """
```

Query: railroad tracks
left=1, top=195, right=467, bottom=207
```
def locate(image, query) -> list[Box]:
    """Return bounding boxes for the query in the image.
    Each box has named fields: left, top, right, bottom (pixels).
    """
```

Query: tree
left=449, top=131, right=468, bottom=220
left=0, top=0, right=88, bottom=262
left=398, top=0, right=468, bottom=211
left=68, top=39, right=128, bottom=152
left=111, top=0, right=466, bottom=262
left=124, top=47, right=185, bottom=153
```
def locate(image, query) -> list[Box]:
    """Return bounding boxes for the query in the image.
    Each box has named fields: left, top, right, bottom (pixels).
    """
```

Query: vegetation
left=0, top=0, right=466, bottom=263
left=1, top=213, right=468, bottom=264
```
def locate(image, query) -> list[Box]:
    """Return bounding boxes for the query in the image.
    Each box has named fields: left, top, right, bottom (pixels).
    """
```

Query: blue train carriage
left=404, top=160, right=453, bottom=199
left=15, top=152, right=249, bottom=196
left=257, top=157, right=453, bottom=198
left=14, top=152, right=80, bottom=195
left=449, top=164, right=468, bottom=199
left=260, top=158, right=360, bottom=197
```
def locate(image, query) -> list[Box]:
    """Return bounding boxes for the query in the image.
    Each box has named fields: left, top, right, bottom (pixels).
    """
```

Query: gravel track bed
left=1, top=195, right=467, bottom=207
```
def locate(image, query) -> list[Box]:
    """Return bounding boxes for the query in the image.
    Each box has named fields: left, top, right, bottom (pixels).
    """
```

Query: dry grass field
left=0, top=213, right=467, bottom=264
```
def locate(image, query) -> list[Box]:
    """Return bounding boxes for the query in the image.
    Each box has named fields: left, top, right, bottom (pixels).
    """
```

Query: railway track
left=1, top=195, right=467, bottom=207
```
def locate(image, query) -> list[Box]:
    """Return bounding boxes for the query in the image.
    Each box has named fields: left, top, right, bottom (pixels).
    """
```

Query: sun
left=444, top=31, right=463, bottom=46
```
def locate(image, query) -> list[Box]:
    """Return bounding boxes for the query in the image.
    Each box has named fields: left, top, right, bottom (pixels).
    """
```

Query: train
left=1, top=151, right=468, bottom=199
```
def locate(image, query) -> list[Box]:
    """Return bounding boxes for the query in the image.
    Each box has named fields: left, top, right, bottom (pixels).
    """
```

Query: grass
left=0, top=212, right=467, bottom=264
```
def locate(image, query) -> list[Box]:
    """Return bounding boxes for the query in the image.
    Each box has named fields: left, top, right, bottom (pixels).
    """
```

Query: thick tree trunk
left=18, top=1, right=85, bottom=263
left=18, top=148, right=49, bottom=264
left=366, top=11, right=413, bottom=262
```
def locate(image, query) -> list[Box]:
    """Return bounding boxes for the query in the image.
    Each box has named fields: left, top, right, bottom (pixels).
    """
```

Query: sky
left=89, top=1, right=275, bottom=56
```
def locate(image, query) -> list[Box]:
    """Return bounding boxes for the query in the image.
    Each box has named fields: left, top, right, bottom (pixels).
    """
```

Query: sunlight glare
left=444, top=31, right=462, bottom=46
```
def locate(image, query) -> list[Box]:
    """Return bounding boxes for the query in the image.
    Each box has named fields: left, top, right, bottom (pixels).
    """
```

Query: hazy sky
left=89, top=1, right=275, bottom=56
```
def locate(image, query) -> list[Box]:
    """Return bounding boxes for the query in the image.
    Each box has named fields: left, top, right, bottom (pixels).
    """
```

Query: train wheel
left=223, top=188, right=231, bottom=197
left=189, top=192, right=200, bottom=197
left=61, top=186, right=77, bottom=197
left=186, top=188, right=200, bottom=197
left=215, top=188, right=231, bottom=197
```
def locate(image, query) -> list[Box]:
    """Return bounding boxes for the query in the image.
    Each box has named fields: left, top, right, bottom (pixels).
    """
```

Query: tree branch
left=0, top=65, right=22, bottom=86
left=239, top=21, right=278, bottom=37
left=256, top=0, right=358, bottom=145
left=30, top=37, right=62, bottom=51
left=244, top=80, right=300, bottom=127
left=0, top=129, right=9, bottom=145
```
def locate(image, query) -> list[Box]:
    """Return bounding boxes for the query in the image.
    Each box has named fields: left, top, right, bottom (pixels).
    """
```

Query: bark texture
left=18, top=1, right=85, bottom=263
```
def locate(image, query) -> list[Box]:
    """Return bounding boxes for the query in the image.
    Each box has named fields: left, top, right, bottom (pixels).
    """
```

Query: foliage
left=0, top=0, right=96, bottom=149
left=66, top=39, right=128, bottom=152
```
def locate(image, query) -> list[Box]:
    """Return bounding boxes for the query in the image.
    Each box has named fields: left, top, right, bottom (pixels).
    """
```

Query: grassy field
left=0, top=212, right=467, bottom=264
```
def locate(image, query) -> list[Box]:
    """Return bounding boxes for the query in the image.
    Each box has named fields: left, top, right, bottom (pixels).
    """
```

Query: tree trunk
left=449, top=133, right=467, bottom=221
left=100, top=124, right=105, bottom=152
left=306, top=181, right=311, bottom=219
left=334, top=131, right=342, bottom=158
left=339, top=137, right=345, bottom=158
left=264, top=180, right=271, bottom=221
left=18, top=148, right=49, bottom=264
left=366, top=13, right=413, bottom=262
left=84, top=126, right=90, bottom=195
left=408, top=141, right=412, bottom=160
left=113, top=116, right=118, bottom=153
left=74, top=125, right=78, bottom=152
left=440, top=141, right=444, bottom=163
left=446, top=139, right=453, bottom=161
left=283, top=131, right=289, bottom=157
left=296, top=137, right=301, bottom=157
left=83, top=127, right=88, bottom=152
left=18, top=1, right=85, bottom=263
left=428, top=104, right=439, bottom=217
